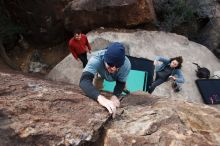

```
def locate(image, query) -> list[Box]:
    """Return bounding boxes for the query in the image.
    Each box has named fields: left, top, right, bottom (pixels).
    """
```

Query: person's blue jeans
left=148, top=77, right=165, bottom=94
left=148, top=73, right=182, bottom=94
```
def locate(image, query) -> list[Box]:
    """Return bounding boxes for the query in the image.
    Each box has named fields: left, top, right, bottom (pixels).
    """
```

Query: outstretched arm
left=169, top=70, right=185, bottom=83
left=79, top=71, right=99, bottom=100
left=79, top=71, right=117, bottom=117
left=175, top=70, right=185, bottom=83
left=155, top=56, right=170, bottom=64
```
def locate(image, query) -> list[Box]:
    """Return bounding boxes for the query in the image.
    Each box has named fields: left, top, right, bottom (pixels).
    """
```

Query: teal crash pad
left=103, top=70, right=148, bottom=93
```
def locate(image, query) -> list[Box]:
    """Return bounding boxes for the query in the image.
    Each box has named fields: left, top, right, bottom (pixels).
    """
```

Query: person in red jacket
left=69, top=29, right=91, bottom=68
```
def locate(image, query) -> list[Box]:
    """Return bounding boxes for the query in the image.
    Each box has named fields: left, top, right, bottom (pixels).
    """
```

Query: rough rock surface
left=46, top=53, right=83, bottom=85
left=104, top=92, right=220, bottom=146
left=0, top=71, right=110, bottom=146
left=48, top=29, right=220, bottom=110
left=198, top=17, right=220, bottom=59
left=195, top=0, right=220, bottom=59
left=153, top=0, right=220, bottom=58
left=1, top=70, right=220, bottom=145
left=4, top=0, right=155, bottom=46
left=64, top=0, right=156, bottom=31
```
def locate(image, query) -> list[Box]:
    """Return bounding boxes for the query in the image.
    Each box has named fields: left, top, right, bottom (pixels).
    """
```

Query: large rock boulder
left=48, top=29, right=220, bottom=110
left=0, top=71, right=110, bottom=146
left=46, top=53, right=83, bottom=85
left=104, top=92, right=220, bottom=146
left=1, top=70, right=220, bottom=146
left=3, top=0, right=156, bottom=46
left=64, top=0, right=156, bottom=31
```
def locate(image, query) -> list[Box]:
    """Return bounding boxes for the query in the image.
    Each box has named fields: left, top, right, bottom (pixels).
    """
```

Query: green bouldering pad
left=103, top=70, right=148, bottom=93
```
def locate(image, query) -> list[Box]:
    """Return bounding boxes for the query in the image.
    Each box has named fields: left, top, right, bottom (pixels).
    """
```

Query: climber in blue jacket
left=79, top=42, right=131, bottom=118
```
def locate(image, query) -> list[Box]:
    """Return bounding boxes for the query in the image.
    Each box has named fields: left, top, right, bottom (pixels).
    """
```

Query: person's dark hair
left=170, top=56, right=183, bottom=69
left=73, top=29, right=81, bottom=36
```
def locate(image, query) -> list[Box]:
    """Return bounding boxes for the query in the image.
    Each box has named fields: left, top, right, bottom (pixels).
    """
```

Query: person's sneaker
left=174, top=87, right=180, bottom=92
left=172, top=82, right=177, bottom=88
left=123, top=89, right=130, bottom=95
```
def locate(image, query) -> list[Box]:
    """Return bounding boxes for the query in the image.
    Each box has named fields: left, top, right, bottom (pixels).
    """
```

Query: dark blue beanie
left=104, top=42, right=125, bottom=67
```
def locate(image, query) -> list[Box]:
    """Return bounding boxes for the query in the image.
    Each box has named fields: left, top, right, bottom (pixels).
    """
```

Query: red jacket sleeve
left=69, top=39, right=78, bottom=59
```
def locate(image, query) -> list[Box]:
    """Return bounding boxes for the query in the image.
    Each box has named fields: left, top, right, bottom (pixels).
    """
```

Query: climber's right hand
left=97, top=95, right=116, bottom=118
